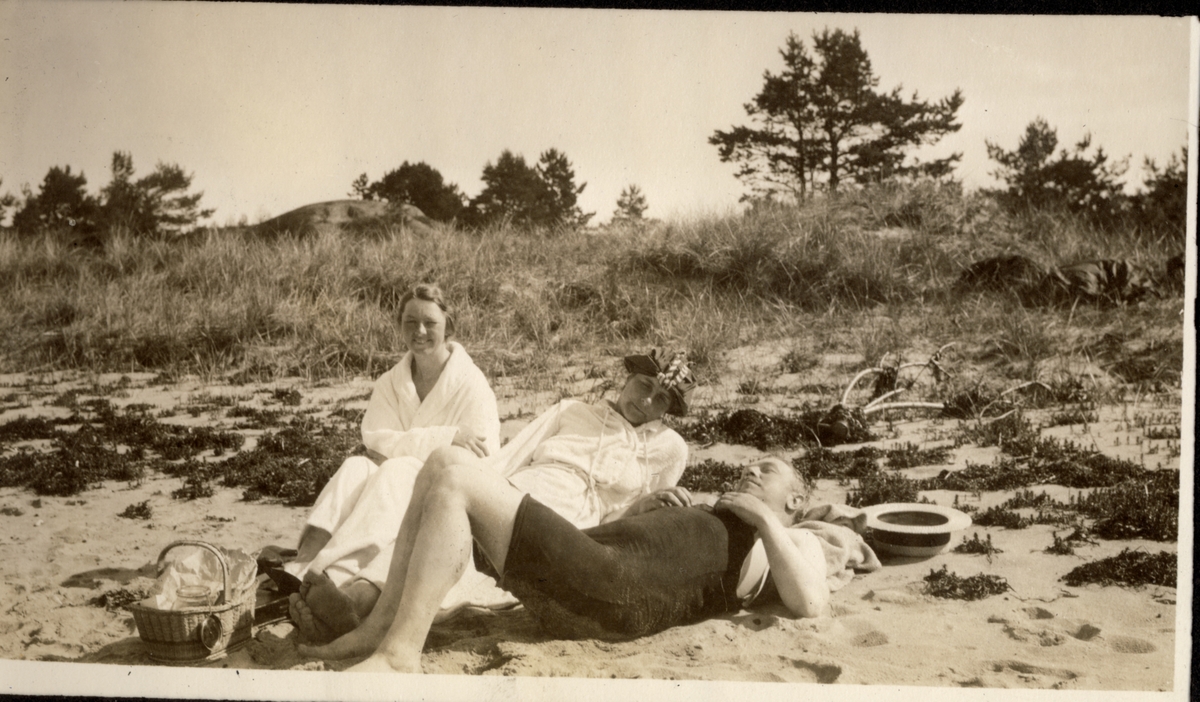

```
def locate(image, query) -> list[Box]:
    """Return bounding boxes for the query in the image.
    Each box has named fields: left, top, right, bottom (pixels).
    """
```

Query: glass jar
left=176, top=585, right=213, bottom=609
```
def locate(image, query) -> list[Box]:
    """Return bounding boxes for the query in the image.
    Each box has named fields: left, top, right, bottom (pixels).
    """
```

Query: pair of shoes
left=265, top=567, right=304, bottom=596
left=255, top=545, right=298, bottom=575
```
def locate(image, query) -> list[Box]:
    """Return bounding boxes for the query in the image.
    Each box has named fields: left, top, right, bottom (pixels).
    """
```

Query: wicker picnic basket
left=130, top=540, right=255, bottom=663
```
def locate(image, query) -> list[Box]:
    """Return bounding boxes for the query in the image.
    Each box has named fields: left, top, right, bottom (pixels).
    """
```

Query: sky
left=1, top=4, right=1195, bottom=226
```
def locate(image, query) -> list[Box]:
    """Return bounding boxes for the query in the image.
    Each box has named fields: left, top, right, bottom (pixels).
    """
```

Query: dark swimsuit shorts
left=474, top=494, right=757, bottom=640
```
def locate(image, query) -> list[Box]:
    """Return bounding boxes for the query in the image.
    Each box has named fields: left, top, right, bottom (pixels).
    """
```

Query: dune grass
left=0, top=183, right=1184, bottom=388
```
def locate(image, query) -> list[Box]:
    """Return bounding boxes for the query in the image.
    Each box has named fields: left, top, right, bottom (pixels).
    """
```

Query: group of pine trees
left=3, top=26, right=1186, bottom=241
left=1, top=152, right=212, bottom=243
left=350, top=151, right=650, bottom=229
left=712, top=27, right=1186, bottom=235
left=350, top=148, right=600, bottom=229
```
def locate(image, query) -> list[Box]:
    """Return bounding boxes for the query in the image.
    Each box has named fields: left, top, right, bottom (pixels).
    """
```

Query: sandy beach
left=0, top=340, right=1188, bottom=698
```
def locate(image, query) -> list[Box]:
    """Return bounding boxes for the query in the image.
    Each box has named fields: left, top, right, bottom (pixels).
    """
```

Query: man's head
left=736, top=457, right=812, bottom=520
left=621, top=349, right=695, bottom=418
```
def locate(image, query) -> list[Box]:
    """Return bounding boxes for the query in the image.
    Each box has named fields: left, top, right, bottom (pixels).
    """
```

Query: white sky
left=1, top=4, right=1195, bottom=225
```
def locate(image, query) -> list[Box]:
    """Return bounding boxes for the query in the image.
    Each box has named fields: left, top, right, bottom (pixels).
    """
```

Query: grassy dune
left=0, top=182, right=1184, bottom=391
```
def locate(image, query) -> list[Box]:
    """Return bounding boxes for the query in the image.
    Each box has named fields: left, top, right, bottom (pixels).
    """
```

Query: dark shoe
left=265, top=567, right=303, bottom=596
left=255, top=545, right=298, bottom=574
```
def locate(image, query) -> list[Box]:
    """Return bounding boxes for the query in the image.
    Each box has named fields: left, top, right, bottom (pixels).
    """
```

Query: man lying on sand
left=298, top=456, right=839, bottom=671
left=288, top=349, right=695, bottom=642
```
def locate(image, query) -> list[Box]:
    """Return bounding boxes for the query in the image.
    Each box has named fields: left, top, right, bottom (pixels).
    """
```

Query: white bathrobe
left=435, top=399, right=689, bottom=617
left=498, top=399, right=688, bottom=528
left=286, top=341, right=500, bottom=588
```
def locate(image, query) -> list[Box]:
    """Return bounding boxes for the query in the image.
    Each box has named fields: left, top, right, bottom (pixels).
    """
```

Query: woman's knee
left=423, top=445, right=481, bottom=474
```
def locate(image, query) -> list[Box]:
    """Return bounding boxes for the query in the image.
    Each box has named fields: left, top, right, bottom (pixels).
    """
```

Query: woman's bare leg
left=299, top=448, right=522, bottom=666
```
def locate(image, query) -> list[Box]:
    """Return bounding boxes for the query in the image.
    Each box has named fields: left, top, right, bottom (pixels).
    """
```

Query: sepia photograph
left=0, top=3, right=1194, bottom=700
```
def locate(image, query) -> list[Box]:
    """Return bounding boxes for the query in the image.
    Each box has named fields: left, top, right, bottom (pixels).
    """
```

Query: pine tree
left=612, top=184, right=649, bottom=223
left=711, top=28, right=963, bottom=201
left=986, top=118, right=1129, bottom=226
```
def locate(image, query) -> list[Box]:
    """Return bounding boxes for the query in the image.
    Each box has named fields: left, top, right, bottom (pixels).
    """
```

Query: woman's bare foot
left=296, top=614, right=391, bottom=661
left=286, top=571, right=362, bottom=643
left=288, top=593, right=335, bottom=643
left=347, top=652, right=422, bottom=674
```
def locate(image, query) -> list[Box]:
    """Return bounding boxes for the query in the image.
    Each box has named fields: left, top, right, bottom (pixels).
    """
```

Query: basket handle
left=155, top=540, right=232, bottom=605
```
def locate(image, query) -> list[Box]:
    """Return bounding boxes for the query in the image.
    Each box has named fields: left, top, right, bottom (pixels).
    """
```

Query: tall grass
left=0, top=185, right=1183, bottom=381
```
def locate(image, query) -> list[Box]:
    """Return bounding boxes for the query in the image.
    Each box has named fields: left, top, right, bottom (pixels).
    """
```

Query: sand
left=0, top=356, right=1189, bottom=700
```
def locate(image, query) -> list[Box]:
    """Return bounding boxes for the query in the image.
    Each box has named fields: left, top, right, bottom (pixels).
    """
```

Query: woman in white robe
left=279, top=284, right=500, bottom=598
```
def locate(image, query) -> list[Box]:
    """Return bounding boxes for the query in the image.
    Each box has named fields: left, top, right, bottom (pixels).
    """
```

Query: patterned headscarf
left=623, top=348, right=697, bottom=416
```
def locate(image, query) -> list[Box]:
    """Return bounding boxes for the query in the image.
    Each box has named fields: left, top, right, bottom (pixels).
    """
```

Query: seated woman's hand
left=630, top=486, right=692, bottom=515
left=451, top=427, right=490, bottom=457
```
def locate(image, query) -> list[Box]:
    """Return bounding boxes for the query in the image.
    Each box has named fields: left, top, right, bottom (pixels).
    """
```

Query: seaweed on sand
left=924, top=565, right=1010, bottom=600
left=884, top=442, right=953, bottom=469
left=971, top=505, right=1031, bottom=529
left=796, top=446, right=882, bottom=481
left=270, top=388, right=303, bottom=406
left=90, top=585, right=152, bottom=611
left=64, top=400, right=244, bottom=461
left=846, top=468, right=924, bottom=507
left=1073, top=471, right=1178, bottom=541
left=919, top=417, right=1148, bottom=493
left=1061, top=549, right=1176, bottom=588
left=1044, top=527, right=1096, bottom=555
left=953, top=533, right=1003, bottom=558
left=0, top=425, right=143, bottom=496
left=677, top=458, right=743, bottom=494
left=675, top=406, right=873, bottom=450
left=171, top=467, right=215, bottom=500
left=119, top=500, right=152, bottom=520
left=0, top=416, right=62, bottom=443
left=214, top=417, right=363, bottom=506
left=226, top=405, right=286, bottom=429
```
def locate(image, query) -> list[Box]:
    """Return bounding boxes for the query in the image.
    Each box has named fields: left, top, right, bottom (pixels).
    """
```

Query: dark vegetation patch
left=225, top=405, right=286, bottom=428
left=1045, top=528, right=1097, bottom=555
left=796, top=446, right=882, bottom=481
left=953, top=533, right=1003, bottom=558
left=678, top=459, right=743, bottom=494
left=90, top=585, right=152, bottom=611
left=1, top=506, right=24, bottom=516
left=0, top=427, right=142, bottom=496
left=118, top=500, right=152, bottom=520
left=884, top=442, right=953, bottom=469
left=214, top=417, right=363, bottom=506
left=924, top=566, right=1010, bottom=600
left=1073, top=471, right=1178, bottom=541
left=972, top=505, right=1032, bottom=529
left=846, top=469, right=925, bottom=508
left=1143, top=425, right=1180, bottom=440
left=171, top=472, right=215, bottom=501
left=270, top=388, right=303, bottom=406
left=1062, top=549, right=1176, bottom=588
left=675, top=407, right=874, bottom=450
left=919, top=413, right=1147, bottom=493
left=0, top=416, right=61, bottom=443
left=329, top=407, right=366, bottom=425
left=1044, top=407, right=1099, bottom=428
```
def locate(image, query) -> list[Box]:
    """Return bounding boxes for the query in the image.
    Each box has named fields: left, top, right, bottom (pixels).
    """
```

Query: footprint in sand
left=784, top=658, right=842, bottom=684
left=1109, top=635, right=1156, bottom=654
left=1023, top=606, right=1055, bottom=620
left=850, top=630, right=889, bottom=647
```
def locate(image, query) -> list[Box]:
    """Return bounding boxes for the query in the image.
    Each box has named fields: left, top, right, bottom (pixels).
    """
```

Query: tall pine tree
left=711, top=28, right=963, bottom=201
